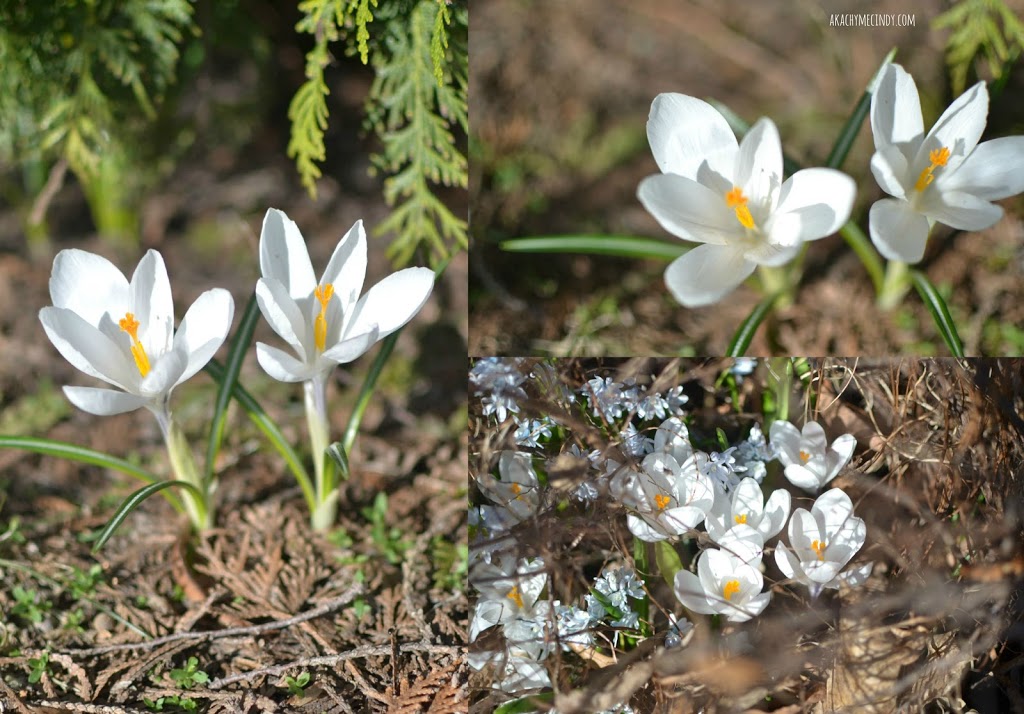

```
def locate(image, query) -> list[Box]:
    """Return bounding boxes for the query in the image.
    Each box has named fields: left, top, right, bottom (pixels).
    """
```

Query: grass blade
left=205, top=291, right=261, bottom=482
left=910, top=270, right=964, bottom=357
left=92, top=479, right=202, bottom=551
left=726, top=293, right=779, bottom=357
left=333, top=330, right=401, bottom=470
left=501, top=235, right=685, bottom=261
left=825, top=48, right=896, bottom=169
left=204, top=360, right=316, bottom=512
left=0, top=435, right=160, bottom=486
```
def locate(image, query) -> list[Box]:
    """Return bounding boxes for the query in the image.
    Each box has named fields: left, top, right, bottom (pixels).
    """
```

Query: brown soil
left=469, top=0, right=1024, bottom=356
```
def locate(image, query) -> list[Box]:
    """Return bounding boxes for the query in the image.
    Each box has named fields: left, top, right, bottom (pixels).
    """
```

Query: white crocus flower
left=653, top=416, right=694, bottom=465
left=868, top=63, right=1024, bottom=263
left=39, top=249, right=234, bottom=418
left=254, top=208, right=435, bottom=382
left=253, top=208, right=434, bottom=529
left=769, top=420, right=855, bottom=491
left=673, top=525, right=771, bottom=622
left=637, top=93, right=856, bottom=306
left=475, top=451, right=541, bottom=522
left=775, top=488, right=872, bottom=598
left=705, top=477, right=791, bottom=543
left=39, top=249, right=234, bottom=529
left=610, top=451, right=715, bottom=542
left=470, top=555, right=547, bottom=643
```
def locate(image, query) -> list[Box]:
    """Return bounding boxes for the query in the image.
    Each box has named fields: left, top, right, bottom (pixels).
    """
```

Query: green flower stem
left=633, top=537, right=650, bottom=635
left=756, top=265, right=793, bottom=308
left=877, top=259, right=911, bottom=311
left=305, top=376, right=338, bottom=531
left=155, top=411, right=210, bottom=531
left=839, top=221, right=885, bottom=296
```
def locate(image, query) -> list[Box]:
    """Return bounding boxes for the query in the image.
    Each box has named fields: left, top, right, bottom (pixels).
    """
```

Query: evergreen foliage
left=289, top=0, right=468, bottom=266
left=934, top=0, right=1024, bottom=95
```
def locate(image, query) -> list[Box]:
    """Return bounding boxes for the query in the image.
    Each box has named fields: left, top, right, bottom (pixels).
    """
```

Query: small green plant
left=169, top=656, right=209, bottom=689
left=67, top=563, right=104, bottom=599
left=144, top=695, right=198, bottom=712
left=61, top=608, right=86, bottom=635
left=352, top=597, right=372, bottom=619
left=430, top=536, right=468, bottom=591
left=283, top=671, right=311, bottom=697
left=27, top=650, right=50, bottom=684
left=361, top=492, right=412, bottom=564
left=10, top=586, right=51, bottom=625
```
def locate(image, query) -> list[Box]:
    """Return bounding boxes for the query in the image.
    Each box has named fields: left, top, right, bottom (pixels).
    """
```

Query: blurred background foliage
left=0, top=0, right=467, bottom=267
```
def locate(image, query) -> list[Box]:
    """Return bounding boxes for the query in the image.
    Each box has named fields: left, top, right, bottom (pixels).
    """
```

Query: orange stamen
left=722, top=580, right=741, bottom=601
left=811, top=540, right=826, bottom=561
left=314, top=283, right=334, bottom=352
left=118, top=312, right=151, bottom=377
left=655, top=493, right=671, bottom=511
left=725, top=187, right=756, bottom=229
left=914, top=146, right=951, bottom=192
left=507, top=585, right=524, bottom=609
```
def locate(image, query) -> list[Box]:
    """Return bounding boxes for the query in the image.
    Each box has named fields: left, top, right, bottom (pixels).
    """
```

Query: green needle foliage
left=289, top=0, right=468, bottom=266
left=0, top=1, right=194, bottom=189
left=934, top=0, right=1024, bottom=94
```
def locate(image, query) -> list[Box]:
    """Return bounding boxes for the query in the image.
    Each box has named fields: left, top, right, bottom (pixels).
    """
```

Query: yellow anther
left=511, top=482, right=523, bottom=500
left=118, top=312, right=151, bottom=377
left=734, top=513, right=748, bottom=525
left=722, top=580, right=741, bottom=601
left=313, top=283, right=334, bottom=352
left=655, top=493, right=671, bottom=511
left=507, top=585, right=524, bottom=609
left=811, top=539, right=826, bottom=561
left=799, top=450, right=811, bottom=463
left=914, top=146, right=951, bottom=192
left=725, top=187, right=756, bottom=229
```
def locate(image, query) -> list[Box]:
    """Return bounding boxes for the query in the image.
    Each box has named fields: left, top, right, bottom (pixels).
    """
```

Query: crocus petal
left=345, top=268, right=434, bottom=340
left=825, top=433, right=857, bottom=481
left=813, top=488, right=855, bottom=535
left=628, top=514, right=671, bottom=542
left=870, top=145, right=911, bottom=198
left=647, top=93, right=738, bottom=184
left=920, top=80, right=988, bottom=176
left=942, top=137, right=1024, bottom=200
left=674, top=569, right=718, bottom=614
left=256, top=341, right=318, bottom=383
left=130, top=250, right=174, bottom=358
left=919, top=189, right=1003, bottom=232
left=255, top=278, right=310, bottom=361
left=727, top=591, right=770, bottom=622
left=769, top=420, right=803, bottom=465
left=140, top=348, right=188, bottom=397
left=734, top=117, right=782, bottom=213
left=49, top=249, right=129, bottom=325
left=774, top=542, right=800, bottom=580
left=39, top=307, right=137, bottom=391
left=259, top=208, right=317, bottom=300
left=663, top=244, right=756, bottom=307
left=320, top=220, right=367, bottom=310
left=869, top=197, right=932, bottom=263
left=63, top=386, right=150, bottom=416
left=788, top=508, right=821, bottom=557
left=767, top=168, right=856, bottom=242
left=321, top=325, right=381, bottom=365
left=172, top=288, right=234, bottom=385
left=637, top=173, right=738, bottom=246
left=871, top=63, right=924, bottom=155
left=803, top=559, right=842, bottom=584
left=783, top=464, right=824, bottom=491
left=759, top=488, right=791, bottom=540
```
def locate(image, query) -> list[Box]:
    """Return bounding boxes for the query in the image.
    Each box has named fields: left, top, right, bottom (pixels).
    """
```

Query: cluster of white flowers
left=469, top=362, right=874, bottom=698
left=638, top=62, right=1024, bottom=306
